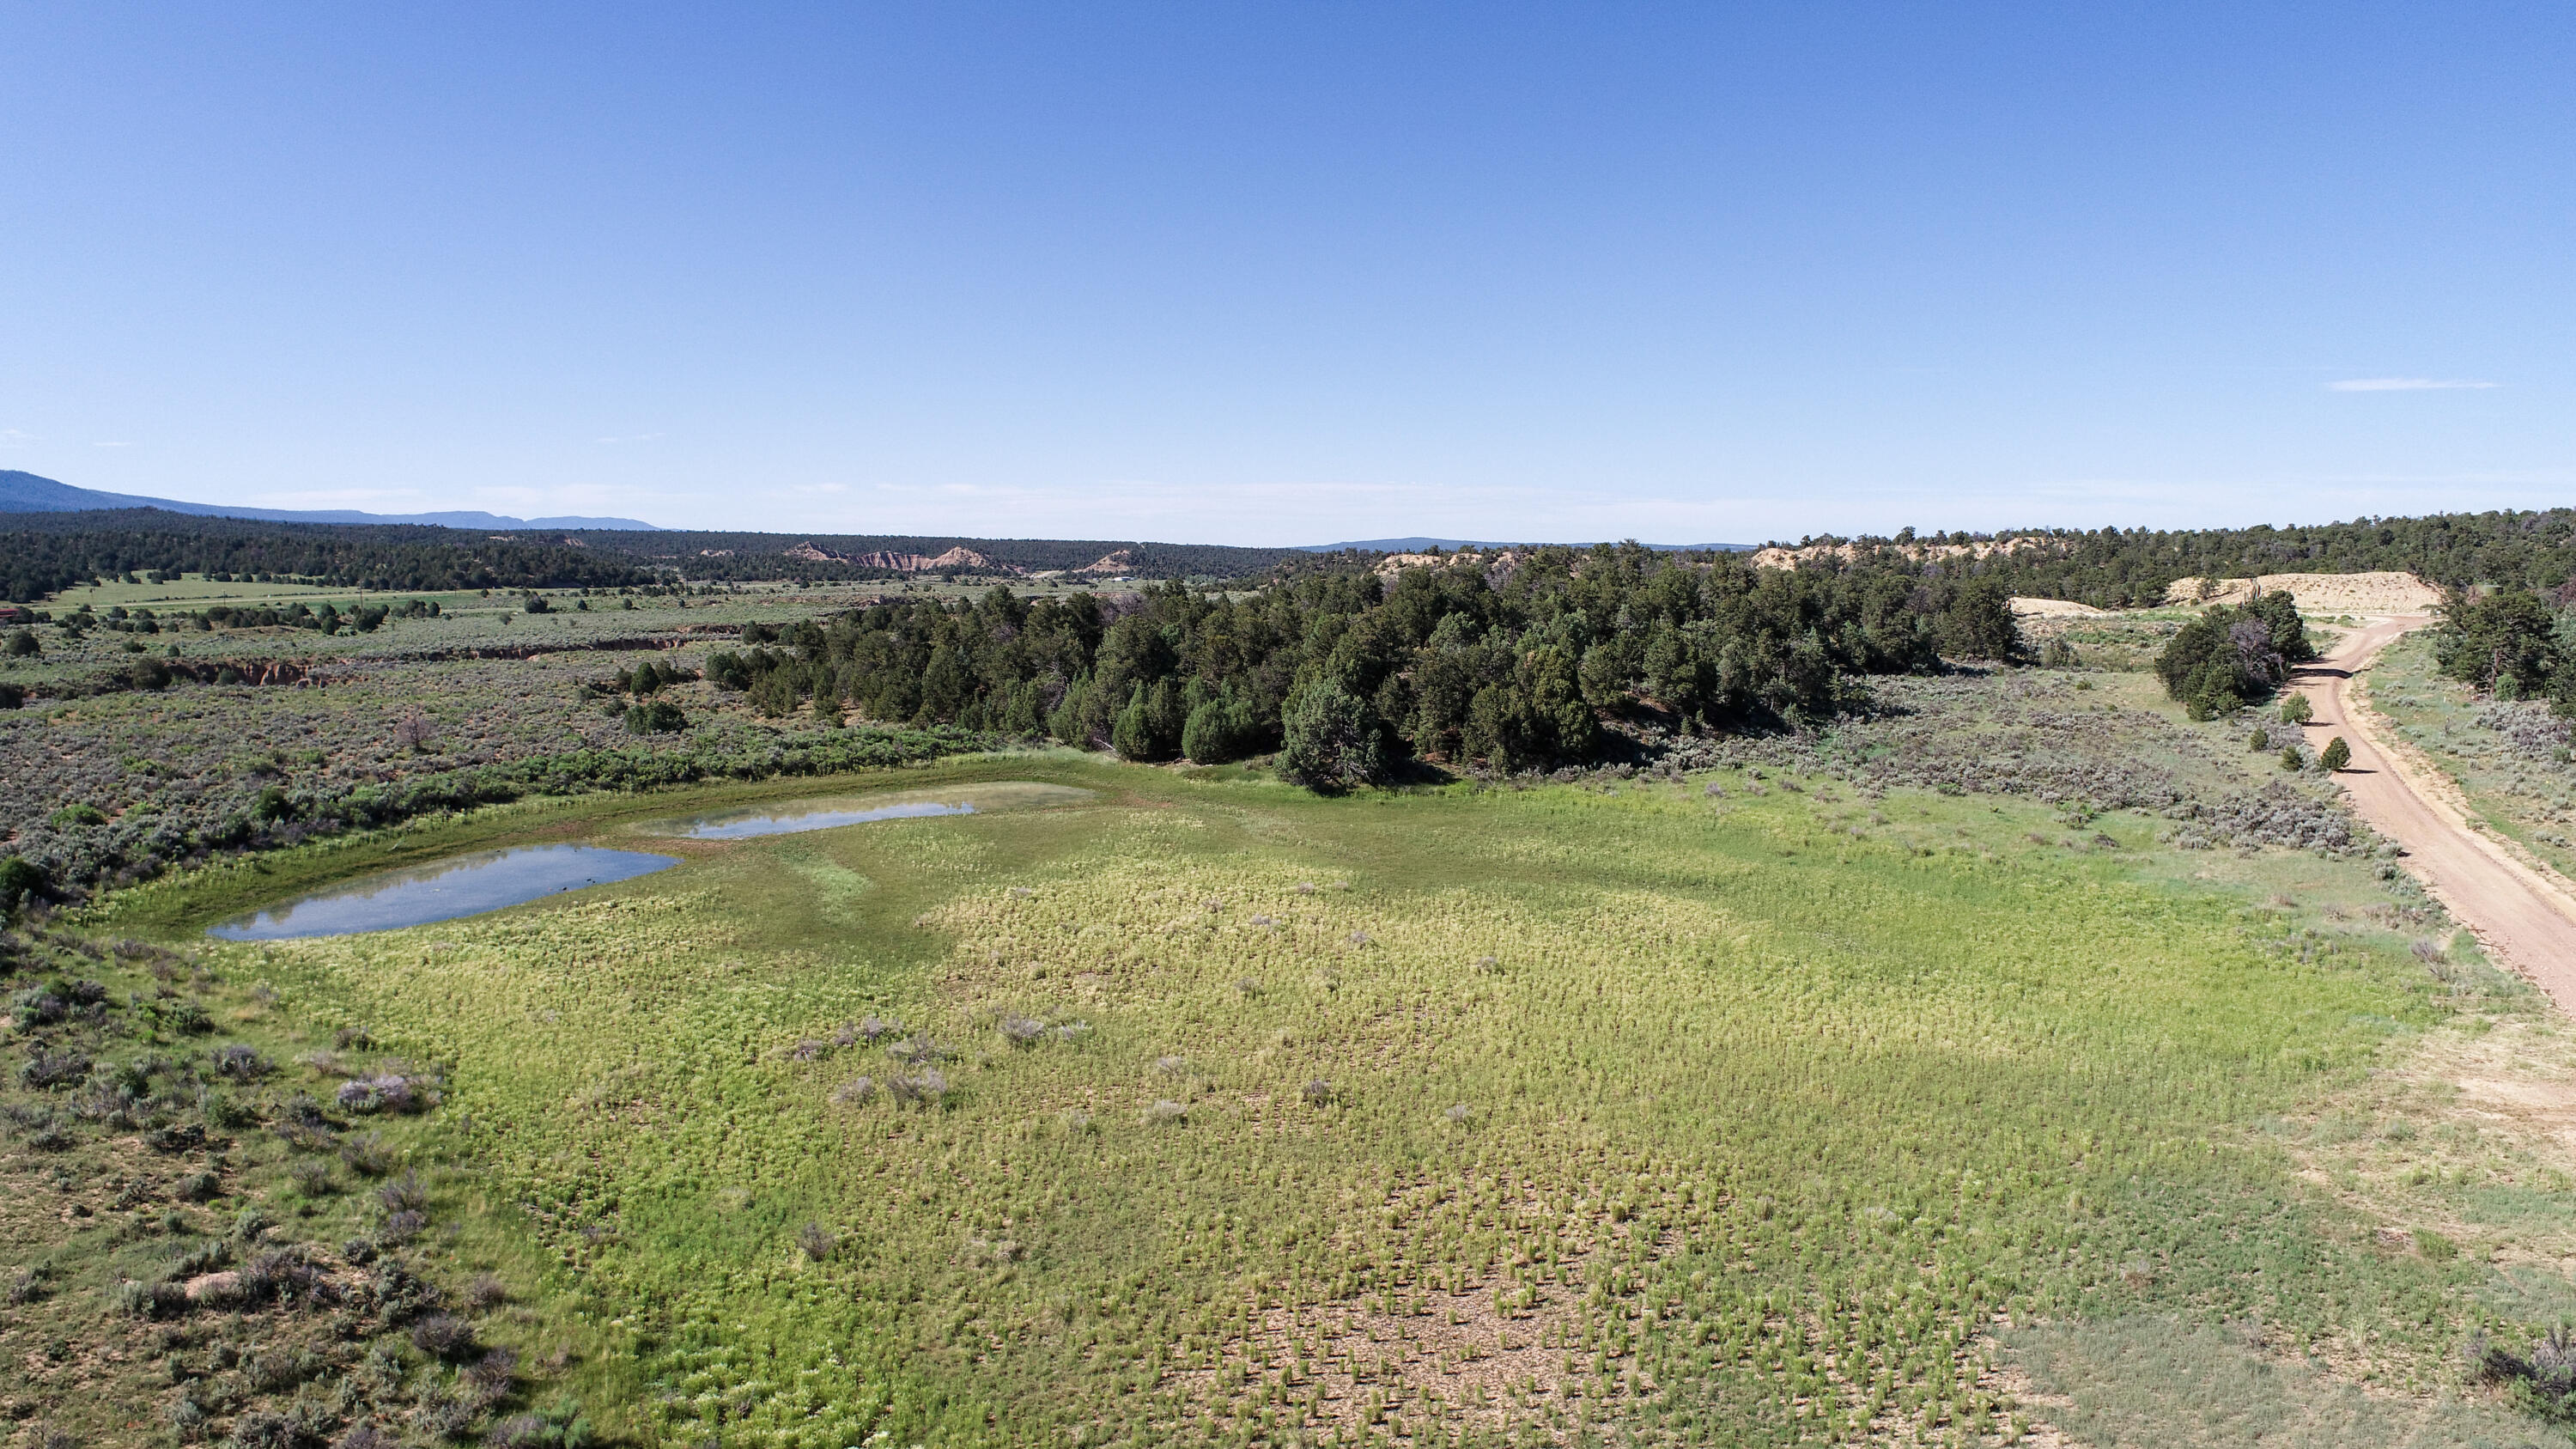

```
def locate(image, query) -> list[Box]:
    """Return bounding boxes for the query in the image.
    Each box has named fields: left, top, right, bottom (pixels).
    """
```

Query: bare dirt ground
left=2169, top=572, right=2445, bottom=612
left=1749, top=537, right=2063, bottom=570
left=2294, top=616, right=2576, bottom=1008
left=2006, top=597, right=2109, bottom=618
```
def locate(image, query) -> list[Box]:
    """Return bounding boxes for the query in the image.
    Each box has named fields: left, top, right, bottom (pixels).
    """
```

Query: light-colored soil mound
left=2009, top=597, right=2110, bottom=618
left=1753, top=536, right=2064, bottom=570
left=782, top=542, right=1016, bottom=573
left=1374, top=549, right=1527, bottom=578
left=2165, top=572, right=2441, bottom=613
left=1374, top=551, right=1469, bottom=575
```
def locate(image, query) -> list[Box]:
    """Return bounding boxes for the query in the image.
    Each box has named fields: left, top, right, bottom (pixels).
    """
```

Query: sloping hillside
left=0, top=470, right=660, bottom=530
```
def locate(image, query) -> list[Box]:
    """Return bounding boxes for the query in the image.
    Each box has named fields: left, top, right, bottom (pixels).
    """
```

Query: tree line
left=17, top=506, right=2576, bottom=607
left=1810, top=510, right=2576, bottom=610
left=2152, top=579, right=2576, bottom=721
left=568, top=529, right=1315, bottom=583
left=703, top=544, right=2023, bottom=781
left=0, top=510, right=648, bottom=602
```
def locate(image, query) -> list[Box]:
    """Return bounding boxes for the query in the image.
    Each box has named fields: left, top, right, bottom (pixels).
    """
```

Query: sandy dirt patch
left=2008, top=597, right=2110, bottom=618
left=1751, top=536, right=2064, bottom=570
left=2165, top=572, right=2443, bottom=612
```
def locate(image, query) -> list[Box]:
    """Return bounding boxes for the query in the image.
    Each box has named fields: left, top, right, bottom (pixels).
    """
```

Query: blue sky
left=3, top=3, right=2569, bottom=543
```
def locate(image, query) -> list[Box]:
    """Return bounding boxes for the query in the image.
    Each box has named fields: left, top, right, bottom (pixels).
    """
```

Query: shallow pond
left=207, top=844, right=678, bottom=940
left=648, top=782, right=1096, bottom=840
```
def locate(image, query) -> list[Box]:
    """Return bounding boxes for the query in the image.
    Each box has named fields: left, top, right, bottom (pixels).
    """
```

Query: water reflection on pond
left=651, top=782, right=1096, bottom=840
left=208, top=844, right=677, bottom=941
left=673, top=799, right=973, bottom=839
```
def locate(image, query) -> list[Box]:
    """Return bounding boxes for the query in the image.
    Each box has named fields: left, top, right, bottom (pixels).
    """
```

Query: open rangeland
left=9, top=729, right=2573, bottom=1448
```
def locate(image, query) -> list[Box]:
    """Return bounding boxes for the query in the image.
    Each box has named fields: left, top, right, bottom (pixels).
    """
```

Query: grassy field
left=2003, top=610, right=2203, bottom=675
left=0, top=575, right=1142, bottom=696
left=6, top=586, right=2572, bottom=1448
left=42, top=576, right=456, bottom=612
left=16, top=743, right=2557, bottom=1448
left=35, top=573, right=1133, bottom=617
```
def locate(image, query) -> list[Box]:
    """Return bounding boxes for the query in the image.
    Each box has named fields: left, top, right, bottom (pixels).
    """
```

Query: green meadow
left=80, top=752, right=2545, bottom=1447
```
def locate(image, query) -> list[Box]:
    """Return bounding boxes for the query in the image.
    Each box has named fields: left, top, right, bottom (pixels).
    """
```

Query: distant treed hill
left=15, top=507, right=2576, bottom=608
left=0, top=468, right=660, bottom=529
left=570, top=530, right=1310, bottom=581
left=1834, top=511, right=2576, bottom=609
left=0, top=510, right=647, bottom=601
left=0, top=511, right=1321, bottom=602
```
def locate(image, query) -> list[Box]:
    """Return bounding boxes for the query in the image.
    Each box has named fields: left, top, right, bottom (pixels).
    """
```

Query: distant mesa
left=1020, top=551, right=1145, bottom=582
left=0, top=469, right=664, bottom=531
left=934, top=545, right=1005, bottom=572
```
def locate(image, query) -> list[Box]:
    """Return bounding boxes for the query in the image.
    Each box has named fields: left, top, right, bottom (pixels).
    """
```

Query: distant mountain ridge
left=0, top=470, right=663, bottom=531
left=1299, top=536, right=1755, bottom=552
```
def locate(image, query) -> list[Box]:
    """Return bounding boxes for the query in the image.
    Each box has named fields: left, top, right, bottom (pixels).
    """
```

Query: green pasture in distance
left=43, top=574, right=490, bottom=612
left=106, top=756, right=2515, bottom=1448
left=31, top=569, right=1190, bottom=618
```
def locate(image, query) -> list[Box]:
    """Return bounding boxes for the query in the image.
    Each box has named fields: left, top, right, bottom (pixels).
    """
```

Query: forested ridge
left=15, top=505, right=2576, bottom=606
left=706, top=543, right=2021, bottom=776
left=1826, top=509, right=2576, bottom=608
left=0, top=511, right=645, bottom=601
left=569, top=528, right=1310, bottom=581
left=0, top=511, right=1317, bottom=598
left=617, top=510, right=2576, bottom=596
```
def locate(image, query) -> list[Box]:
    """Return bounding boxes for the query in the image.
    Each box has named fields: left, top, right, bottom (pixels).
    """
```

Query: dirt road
left=2293, top=617, right=2576, bottom=1009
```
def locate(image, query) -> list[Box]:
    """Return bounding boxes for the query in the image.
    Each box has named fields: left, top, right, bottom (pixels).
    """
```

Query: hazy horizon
left=5, top=4, right=2568, bottom=545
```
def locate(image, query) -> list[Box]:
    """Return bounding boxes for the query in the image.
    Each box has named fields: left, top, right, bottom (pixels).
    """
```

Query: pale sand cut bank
left=2165, top=571, right=2443, bottom=613
left=2007, top=597, right=2110, bottom=618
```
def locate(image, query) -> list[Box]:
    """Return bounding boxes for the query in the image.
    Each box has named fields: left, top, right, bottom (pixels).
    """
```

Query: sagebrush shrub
left=409, top=1312, right=478, bottom=1359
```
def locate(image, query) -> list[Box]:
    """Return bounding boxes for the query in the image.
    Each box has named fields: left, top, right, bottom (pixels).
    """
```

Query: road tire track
left=2293, top=616, right=2576, bottom=1009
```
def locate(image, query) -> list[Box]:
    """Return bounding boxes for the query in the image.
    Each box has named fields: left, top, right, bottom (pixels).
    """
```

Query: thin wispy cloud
left=92, top=440, right=135, bottom=447
left=2328, top=377, right=2499, bottom=392
left=0, top=429, right=33, bottom=446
